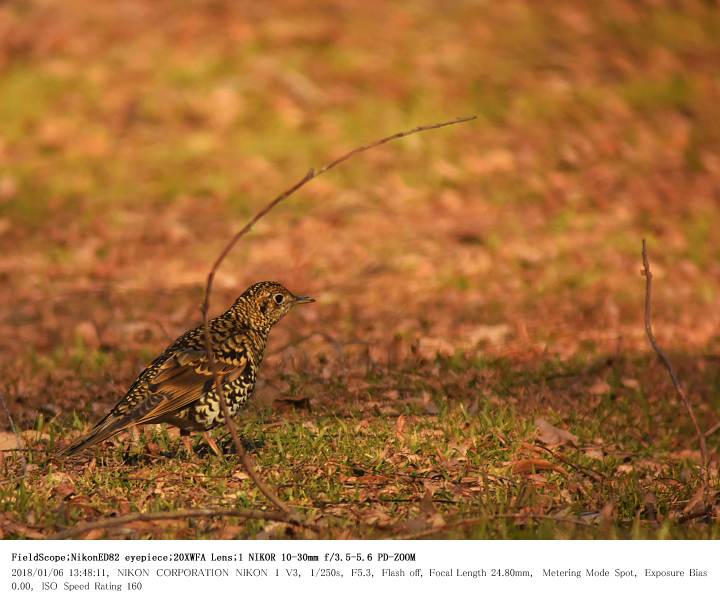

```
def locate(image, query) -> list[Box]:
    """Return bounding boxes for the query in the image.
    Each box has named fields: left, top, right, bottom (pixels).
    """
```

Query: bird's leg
left=180, top=429, right=194, bottom=456
left=182, top=437, right=195, bottom=455
left=202, top=432, right=223, bottom=457
left=181, top=436, right=194, bottom=455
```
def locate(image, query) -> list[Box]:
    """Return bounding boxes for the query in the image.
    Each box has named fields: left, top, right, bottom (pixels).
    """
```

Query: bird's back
left=62, top=280, right=312, bottom=456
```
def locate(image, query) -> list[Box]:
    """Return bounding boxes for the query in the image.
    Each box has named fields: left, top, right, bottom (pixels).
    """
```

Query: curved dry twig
left=392, top=513, right=594, bottom=540
left=51, top=508, right=308, bottom=540
left=200, top=115, right=476, bottom=516
left=641, top=239, right=709, bottom=481
left=531, top=442, right=606, bottom=482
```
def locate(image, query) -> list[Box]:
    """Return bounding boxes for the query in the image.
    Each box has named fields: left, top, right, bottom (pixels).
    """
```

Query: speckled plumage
left=63, top=281, right=314, bottom=456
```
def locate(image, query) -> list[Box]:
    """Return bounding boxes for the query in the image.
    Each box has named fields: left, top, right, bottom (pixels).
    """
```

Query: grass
left=1, top=349, right=717, bottom=539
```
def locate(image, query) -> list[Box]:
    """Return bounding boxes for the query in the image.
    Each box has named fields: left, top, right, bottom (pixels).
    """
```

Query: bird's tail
left=61, top=413, right=136, bottom=456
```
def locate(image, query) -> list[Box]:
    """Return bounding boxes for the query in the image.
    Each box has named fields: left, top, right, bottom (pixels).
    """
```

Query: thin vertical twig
left=201, top=116, right=476, bottom=515
left=641, top=239, right=709, bottom=483
left=0, top=392, right=27, bottom=476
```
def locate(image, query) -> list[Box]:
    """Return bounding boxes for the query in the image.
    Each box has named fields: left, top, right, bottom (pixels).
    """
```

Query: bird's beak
left=293, top=295, right=315, bottom=305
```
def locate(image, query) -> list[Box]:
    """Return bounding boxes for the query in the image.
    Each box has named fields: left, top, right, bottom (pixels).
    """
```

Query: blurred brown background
left=1, top=0, right=718, bottom=423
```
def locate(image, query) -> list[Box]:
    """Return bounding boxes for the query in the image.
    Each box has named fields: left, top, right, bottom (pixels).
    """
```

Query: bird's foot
left=202, top=432, right=223, bottom=457
left=241, top=435, right=265, bottom=452
left=181, top=435, right=194, bottom=457
left=216, top=433, right=264, bottom=453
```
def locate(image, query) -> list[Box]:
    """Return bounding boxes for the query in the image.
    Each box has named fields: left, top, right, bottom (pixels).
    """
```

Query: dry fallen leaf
left=621, top=378, right=640, bottom=390
left=670, top=449, right=702, bottom=461
left=535, top=418, right=579, bottom=447
left=2, top=519, right=45, bottom=539
left=82, top=529, right=107, bottom=540
left=301, top=421, right=319, bottom=434
left=584, top=445, right=604, bottom=460
left=599, top=502, right=615, bottom=525
left=395, top=516, right=428, bottom=533
left=414, top=337, right=455, bottom=359
left=588, top=379, right=611, bottom=395
left=0, top=431, right=24, bottom=451
left=419, top=488, right=437, bottom=516
left=51, top=482, right=76, bottom=500
left=511, top=458, right=567, bottom=475
left=218, top=525, right=249, bottom=540
left=398, top=489, right=446, bottom=532
left=362, top=509, right=394, bottom=527
left=21, top=429, right=50, bottom=443
left=641, top=492, right=660, bottom=521
left=682, top=486, right=708, bottom=517
left=395, top=414, right=407, bottom=439
left=75, top=321, right=101, bottom=349
left=466, top=324, right=511, bottom=347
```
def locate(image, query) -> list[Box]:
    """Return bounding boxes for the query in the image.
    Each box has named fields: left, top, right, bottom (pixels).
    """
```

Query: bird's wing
left=61, top=329, right=252, bottom=456
left=136, top=344, right=248, bottom=424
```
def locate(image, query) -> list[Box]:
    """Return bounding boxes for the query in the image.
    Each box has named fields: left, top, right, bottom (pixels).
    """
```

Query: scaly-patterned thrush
left=63, top=281, right=314, bottom=456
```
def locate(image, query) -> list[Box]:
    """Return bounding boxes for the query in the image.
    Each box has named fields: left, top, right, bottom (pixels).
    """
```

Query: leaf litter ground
left=1, top=0, right=720, bottom=538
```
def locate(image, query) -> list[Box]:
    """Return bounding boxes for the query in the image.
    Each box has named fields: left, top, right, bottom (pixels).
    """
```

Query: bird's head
left=234, top=281, right=314, bottom=331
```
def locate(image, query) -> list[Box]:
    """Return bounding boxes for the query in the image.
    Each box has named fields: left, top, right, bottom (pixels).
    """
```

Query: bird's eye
left=273, top=293, right=285, bottom=305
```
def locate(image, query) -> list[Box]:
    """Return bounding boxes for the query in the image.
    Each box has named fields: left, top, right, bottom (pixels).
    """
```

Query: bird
left=62, top=281, right=314, bottom=457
